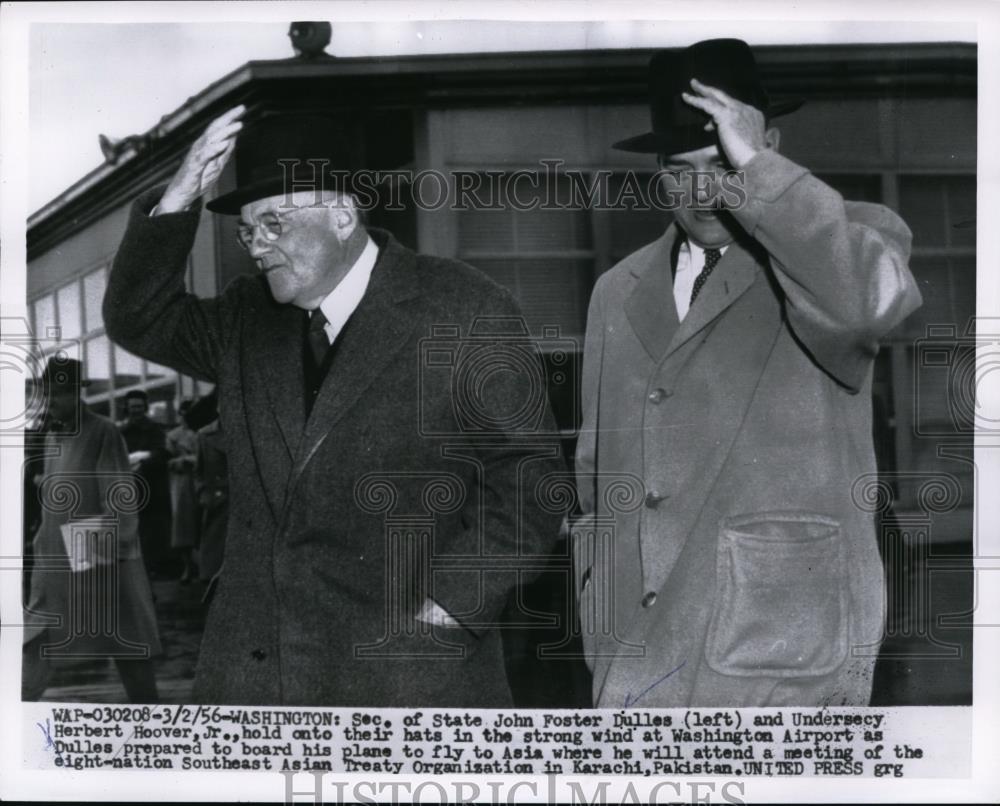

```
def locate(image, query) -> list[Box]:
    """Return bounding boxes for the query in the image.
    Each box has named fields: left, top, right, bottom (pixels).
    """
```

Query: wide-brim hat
left=207, top=113, right=367, bottom=215
left=613, top=38, right=803, bottom=155
left=41, top=355, right=90, bottom=390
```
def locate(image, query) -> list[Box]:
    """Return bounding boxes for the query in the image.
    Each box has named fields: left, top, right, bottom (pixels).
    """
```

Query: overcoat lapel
left=244, top=293, right=307, bottom=519
left=663, top=238, right=761, bottom=358
left=289, top=232, right=421, bottom=490
left=623, top=230, right=681, bottom=361
left=624, top=226, right=763, bottom=366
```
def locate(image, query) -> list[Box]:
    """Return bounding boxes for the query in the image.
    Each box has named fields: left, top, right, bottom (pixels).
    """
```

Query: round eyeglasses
left=235, top=211, right=291, bottom=252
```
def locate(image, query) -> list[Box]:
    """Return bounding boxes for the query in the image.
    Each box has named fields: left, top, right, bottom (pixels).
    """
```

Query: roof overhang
left=27, top=42, right=976, bottom=261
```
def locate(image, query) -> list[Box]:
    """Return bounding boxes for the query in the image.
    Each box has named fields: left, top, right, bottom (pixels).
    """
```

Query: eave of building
left=27, top=42, right=975, bottom=261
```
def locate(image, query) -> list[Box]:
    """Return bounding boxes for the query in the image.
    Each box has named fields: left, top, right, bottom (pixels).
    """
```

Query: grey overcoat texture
left=105, top=187, right=563, bottom=707
left=574, top=150, right=922, bottom=707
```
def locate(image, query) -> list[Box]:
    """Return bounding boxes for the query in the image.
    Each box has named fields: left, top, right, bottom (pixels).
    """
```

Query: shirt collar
left=315, top=235, right=379, bottom=340
left=677, top=238, right=729, bottom=272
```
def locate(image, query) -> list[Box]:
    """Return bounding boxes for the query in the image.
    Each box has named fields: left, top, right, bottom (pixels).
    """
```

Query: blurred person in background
left=23, top=357, right=160, bottom=703
left=166, top=399, right=201, bottom=583
left=118, top=389, right=172, bottom=579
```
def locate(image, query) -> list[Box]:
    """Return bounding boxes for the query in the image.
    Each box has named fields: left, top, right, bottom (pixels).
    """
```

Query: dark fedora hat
left=206, top=113, right=367, bottom=215
left=613, top=38, right=803, bottom=155
left=41, top=355, right=90, bottom=390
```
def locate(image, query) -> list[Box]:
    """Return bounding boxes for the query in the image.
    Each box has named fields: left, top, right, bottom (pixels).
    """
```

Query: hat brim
left=206, top=177, right=293, bottom=215
left=612, top=98, right=804, bottom=154
left=206, top=171, right=363, bottom=215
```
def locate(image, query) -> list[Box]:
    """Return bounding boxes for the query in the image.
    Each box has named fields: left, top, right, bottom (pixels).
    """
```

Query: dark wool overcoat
left=105, top=187, right=564, bottom=707
left=574, top=151, right=922, bottom=708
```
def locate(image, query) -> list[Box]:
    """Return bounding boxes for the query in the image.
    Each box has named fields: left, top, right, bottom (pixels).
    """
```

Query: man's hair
left=124, top=389, right=149, bottom=404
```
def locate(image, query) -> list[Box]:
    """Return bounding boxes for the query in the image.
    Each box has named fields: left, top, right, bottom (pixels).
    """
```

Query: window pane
left=145, top=359, right=177, bottom=386
left=459, top=207, right=515, bottom=252
left=457, top=173, right=591, bottom=253
left=32, top=294, right=56, bottom=340
left=113, top=344, right=143, bottom=388
left=898, top=176, right=945, bottom=247
left=907, top=257, right=957, bottom=333
left=899, top=256, right=976, bottom=340
left=606, top=173, right=671, bottom=264
left=457, top=171, right=594, bottom=342
left=950, top=256, right=975, bottom=332
left=899, top=175, right=975, bottom=248
left=472, top=258, right=589, bottom=338
left=947, top=176, right=976, bottom=248
left=56, top=282, right=82, bottom=340
left=84, top=336, right=112, bottom=396
left=83, top=267, right=107, bottom=332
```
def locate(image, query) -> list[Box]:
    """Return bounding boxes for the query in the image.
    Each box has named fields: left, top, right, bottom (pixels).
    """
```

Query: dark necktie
left=690, top=247, right=722, bottom=305
left=304, top=309, right=331, bottom=413
left=307, top=309, right=331, bottom=369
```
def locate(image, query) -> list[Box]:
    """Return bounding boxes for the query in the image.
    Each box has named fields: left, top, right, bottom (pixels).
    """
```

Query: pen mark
left=623, top=660, right=687, bottom=708
left=37, top=718, right=64, bottom=764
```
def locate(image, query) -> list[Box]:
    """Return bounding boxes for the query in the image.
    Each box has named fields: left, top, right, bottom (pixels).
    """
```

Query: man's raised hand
left=681, top=79, right=767, bottom=169
left=158, top=105, right=246, bottom=214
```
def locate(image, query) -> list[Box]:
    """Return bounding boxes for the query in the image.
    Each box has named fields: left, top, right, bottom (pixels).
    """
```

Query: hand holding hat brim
left=159, top=105, right=246, bottom=214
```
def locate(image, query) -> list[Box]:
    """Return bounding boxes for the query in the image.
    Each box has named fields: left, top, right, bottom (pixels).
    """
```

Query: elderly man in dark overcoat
left=574, top=39, right=922, bottom=708
left=104, top=110, right=564, bottom=707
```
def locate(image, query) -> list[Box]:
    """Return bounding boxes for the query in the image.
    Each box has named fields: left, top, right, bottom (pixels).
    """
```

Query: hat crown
left=612, top=38, right=801, bottom=155
left=649, top=38, right=767, bottom=152
left=234, top=114, right=363, bottom=198
left=207, top=113, right=366, bottom=213
left=654, top=39, right=766, bottom=103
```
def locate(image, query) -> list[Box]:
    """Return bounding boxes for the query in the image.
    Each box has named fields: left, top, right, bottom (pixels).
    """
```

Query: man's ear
left=764, top=127, right=781, bottom=153
left=330, top=197, right=359, bottom=241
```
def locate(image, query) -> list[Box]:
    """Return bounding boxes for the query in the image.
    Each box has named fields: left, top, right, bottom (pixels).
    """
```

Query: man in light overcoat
left=574, top=39, right=922, bottom=707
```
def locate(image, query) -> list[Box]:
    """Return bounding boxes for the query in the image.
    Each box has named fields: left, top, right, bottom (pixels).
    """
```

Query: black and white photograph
left=2, top=1, right=998, bottom=802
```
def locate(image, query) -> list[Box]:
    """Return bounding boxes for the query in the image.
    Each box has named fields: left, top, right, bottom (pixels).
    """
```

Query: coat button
left=648, top=388, right=670, bottom=404
left=644, top=491, right=665, bottom=508
left=641, top=591, right=657, bottom=608
left=250, top=649, right=267, bottom=661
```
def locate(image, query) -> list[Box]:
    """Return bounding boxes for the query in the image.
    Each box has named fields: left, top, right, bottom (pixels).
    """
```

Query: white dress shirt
left=673, top=240, right=729, bottom=321
left=311, top=235, right=379, bottom=342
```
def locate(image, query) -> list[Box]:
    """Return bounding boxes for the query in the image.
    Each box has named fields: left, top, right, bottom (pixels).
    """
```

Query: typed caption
left=23, top=704, right=969, bottom=779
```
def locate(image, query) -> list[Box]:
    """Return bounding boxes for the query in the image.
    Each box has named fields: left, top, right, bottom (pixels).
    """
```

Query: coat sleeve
left=729, top=150, right=922, bottom=391
left=103, top=186, right=243, bottom=384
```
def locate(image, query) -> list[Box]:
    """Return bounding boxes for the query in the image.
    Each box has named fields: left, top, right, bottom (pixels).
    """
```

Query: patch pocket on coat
left=705, top=511, right=848, bottom=678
